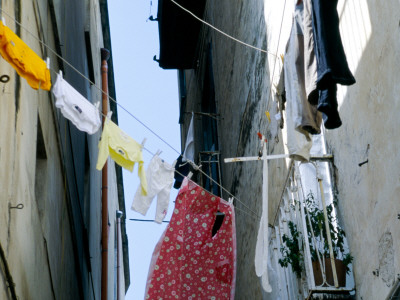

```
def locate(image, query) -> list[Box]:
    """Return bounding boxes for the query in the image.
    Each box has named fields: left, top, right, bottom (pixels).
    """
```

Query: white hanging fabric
left=52, top=72, right=101, bottom=134
left=182, top=112, right=194, bottom=162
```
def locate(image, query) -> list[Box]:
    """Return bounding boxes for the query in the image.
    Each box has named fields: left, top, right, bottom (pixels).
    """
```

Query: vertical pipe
left=101, top=48, right=110, bottom=300
left=116, top=211, right=123, bottom=300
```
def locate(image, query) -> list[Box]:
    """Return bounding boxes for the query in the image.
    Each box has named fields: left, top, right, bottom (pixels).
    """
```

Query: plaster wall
left=322, top=1, right=400, bottom=299
left=183, top=0, right=399, bottom=299
left=0, top=0, right=124, bottom=299
left=184, top=0, right=290, bottom=298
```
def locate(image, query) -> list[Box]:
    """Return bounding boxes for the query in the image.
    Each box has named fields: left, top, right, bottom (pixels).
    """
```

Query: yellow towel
left=0, top=21, right=51, bottom=90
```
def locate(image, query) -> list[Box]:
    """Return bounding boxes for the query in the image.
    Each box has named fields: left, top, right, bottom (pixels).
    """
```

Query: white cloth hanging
left=182, top=113, right=194, bottom=162
left=131, top=154, right=174, bottom=223
left=52, top=73, right=101, bottom=134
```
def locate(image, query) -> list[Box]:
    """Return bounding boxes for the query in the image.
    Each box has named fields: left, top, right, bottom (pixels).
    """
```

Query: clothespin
left=172, top=159, right=177, bottom=168
left=59, top=70, right=63, bottom=78
left=187, top=171, right=193, bottom=179
left=2, top=17, right=6, bottom=26
left=45, top=57, right=50, bottom=69
left=107, top=111, right=113, bottom=120
left=257, top=132, right=268, bottom=143
left=265, top=111, right=271, bottom=123
left=141, top=138, right=147, bottom=148
left=228, top=197, right=234, bottom=204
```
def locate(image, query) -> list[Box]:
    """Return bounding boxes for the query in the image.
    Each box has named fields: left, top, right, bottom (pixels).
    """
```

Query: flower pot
left=312, top=258, right=346, bottom=287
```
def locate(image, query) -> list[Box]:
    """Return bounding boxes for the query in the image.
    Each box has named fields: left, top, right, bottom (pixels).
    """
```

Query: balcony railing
left=269, top=159, right=355, bottom=299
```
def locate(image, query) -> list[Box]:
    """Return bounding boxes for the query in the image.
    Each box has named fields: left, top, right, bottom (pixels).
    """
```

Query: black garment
left=311, top=0, right=355, bottom=129
left=317, top=84, right=342, bottom=130
left=311, top=0, right=356, bottom=89
left=173, top=155, right=190, bottom=189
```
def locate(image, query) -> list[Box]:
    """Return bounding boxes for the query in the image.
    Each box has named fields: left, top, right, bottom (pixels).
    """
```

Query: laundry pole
left=224, top=134, right=289, bottom=293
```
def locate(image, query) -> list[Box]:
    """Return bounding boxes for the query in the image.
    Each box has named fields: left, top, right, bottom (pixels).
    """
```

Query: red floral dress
left=145, top=178, right=237, bottom=299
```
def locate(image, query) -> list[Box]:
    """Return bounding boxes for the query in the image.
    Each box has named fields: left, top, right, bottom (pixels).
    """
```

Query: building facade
left=0, top=1, right=128, bottom=299
left=157, top=0, right=400, bottom=299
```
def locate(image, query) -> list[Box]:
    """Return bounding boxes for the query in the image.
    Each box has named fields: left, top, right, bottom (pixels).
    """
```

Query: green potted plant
left=278, top=191, right=353, bottom=286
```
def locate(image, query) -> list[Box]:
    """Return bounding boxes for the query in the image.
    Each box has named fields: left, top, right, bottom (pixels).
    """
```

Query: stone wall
left=182, top=0, right=400, bottom=299
left=0, top=0, right=124, bottom=299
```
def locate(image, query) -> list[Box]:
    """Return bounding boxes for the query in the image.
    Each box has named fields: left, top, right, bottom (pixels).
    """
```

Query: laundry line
left=168, top=0, right=277, bottom=57
left=141, top=146, right=261, bottom=221
left=0, top=7, right=262, bottom=220
left=168, top=0, right=289, bottom=116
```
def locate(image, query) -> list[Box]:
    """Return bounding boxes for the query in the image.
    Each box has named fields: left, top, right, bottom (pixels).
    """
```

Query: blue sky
left=108, top=1, right=181, bottom=298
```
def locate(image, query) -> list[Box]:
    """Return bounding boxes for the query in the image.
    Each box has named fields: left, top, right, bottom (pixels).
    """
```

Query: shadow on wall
left=325, top=0, right=400, bottom=298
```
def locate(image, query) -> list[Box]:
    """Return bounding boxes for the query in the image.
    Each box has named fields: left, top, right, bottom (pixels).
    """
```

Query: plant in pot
left=278, top=191, right=353, bottom=287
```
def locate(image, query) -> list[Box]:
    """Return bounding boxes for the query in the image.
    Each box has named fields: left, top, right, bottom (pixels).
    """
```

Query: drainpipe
left=101, top=47, right=110, bottom=300
left=116, top=211, right=123, bottom=300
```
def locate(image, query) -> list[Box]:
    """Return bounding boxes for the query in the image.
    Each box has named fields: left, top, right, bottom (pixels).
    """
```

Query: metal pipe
left=116, top=211, right=123, bottom=300
left=101, top=47, right=110, bottom=300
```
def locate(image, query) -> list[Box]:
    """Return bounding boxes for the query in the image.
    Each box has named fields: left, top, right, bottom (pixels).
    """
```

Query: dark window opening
left=35, top=116, right=47, bottom=222
left=178, top=69, right=187, bottom=124
left=84, top=31, right=95, bottom=85
left=199, top=44, right=221, bottom=196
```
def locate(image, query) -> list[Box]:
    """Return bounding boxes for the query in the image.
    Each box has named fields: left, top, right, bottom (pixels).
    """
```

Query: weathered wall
left=0, top=0, right=125, bottom=299
left=183, top=0, right=290, bottom=298
left=182, top=0, right=400, bottom=299
left=323, top=1, right=400, bottom=299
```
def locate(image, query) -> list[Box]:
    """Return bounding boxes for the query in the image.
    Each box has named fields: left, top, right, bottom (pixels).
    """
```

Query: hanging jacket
left=96, top=118, right=147, bottom=195
left=145, top=178, right=237, bottom=299
left=0, top=21, right=51, bottom=90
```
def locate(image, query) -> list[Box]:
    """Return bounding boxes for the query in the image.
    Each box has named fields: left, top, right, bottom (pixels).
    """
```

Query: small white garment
left=254, top=140, right=272, bottom=293
left=182, top=113, right=194, bottom=162
left=131, top=154, right=174, bottom=223
left=52, top=73, right=101, bottom=134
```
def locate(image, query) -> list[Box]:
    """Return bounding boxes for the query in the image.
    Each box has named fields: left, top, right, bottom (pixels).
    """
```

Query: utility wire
left=169, top=0, right=277, bottom=58
left=0, top=7, right=262, bottom=220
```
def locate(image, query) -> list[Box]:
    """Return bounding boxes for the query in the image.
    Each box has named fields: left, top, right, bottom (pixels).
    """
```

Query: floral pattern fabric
left=145, top=178, right=237, bottom=299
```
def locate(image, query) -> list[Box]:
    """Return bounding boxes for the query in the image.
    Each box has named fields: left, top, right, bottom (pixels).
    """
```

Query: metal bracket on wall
left=8, top=203, right=24, bottom=210
left=185, top=111, right=221, bottom=120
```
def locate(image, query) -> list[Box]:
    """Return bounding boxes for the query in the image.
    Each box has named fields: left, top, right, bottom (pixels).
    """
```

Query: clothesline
left=0, top=8, right=261, bottom=221
left=169, top=0, right=277, bottom=57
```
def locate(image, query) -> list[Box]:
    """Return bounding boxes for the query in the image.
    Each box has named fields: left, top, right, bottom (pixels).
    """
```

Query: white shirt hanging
left=52, top=72, right=101, bottom=134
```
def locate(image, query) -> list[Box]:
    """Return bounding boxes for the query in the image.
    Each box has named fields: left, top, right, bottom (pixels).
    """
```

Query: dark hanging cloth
left=311, top=0, right=356, bottom=129
left=311, top=0, right=355, bottom=89
left=173, top=154, right=190, bottom=189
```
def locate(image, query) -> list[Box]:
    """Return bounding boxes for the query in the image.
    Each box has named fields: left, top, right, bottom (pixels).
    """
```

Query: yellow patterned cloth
left=96, top=119, right=147, bottom=195
left=0, top=21, right=51, bottom=90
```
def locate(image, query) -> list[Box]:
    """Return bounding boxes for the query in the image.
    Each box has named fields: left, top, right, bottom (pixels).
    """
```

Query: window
left=35, top=116, right=47, bottom=221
